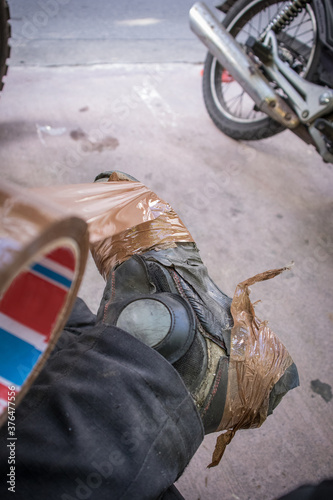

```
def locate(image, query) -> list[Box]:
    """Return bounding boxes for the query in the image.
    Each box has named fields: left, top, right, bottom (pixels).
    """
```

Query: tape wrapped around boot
left=0, top=181, right=89, bottom=427
left=32, top=175, right=194, bottom=279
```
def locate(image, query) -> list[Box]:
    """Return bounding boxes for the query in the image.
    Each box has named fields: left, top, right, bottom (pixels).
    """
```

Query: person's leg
left=0, top=298, right=203, bottom=499
left=0, top=170, right=299, bottom=499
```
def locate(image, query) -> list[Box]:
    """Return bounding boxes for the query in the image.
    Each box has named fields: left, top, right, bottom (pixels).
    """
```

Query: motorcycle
left=190, top=0, right=333, bottom=163
left=0, top=0, right=10, bottom=94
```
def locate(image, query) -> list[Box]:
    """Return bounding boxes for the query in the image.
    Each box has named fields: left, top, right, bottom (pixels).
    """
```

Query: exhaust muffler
left=189, top=2, right=299, bottom=128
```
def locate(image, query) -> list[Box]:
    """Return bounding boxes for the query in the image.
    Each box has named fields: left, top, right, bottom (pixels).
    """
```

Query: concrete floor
left=0, top=62, right=332, bottom=499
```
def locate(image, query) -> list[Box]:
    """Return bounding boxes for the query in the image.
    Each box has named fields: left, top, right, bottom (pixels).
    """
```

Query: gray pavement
left=8, top=0, right=218, bottom=65
left=1, top=1, right=333, bottom=499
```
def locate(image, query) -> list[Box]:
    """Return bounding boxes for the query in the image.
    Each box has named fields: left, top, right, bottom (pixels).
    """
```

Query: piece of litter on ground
left=36, top=124, right=67, bottom=145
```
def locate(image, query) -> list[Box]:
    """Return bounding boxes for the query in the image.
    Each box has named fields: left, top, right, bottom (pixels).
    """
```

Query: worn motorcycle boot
left=95, top=171, right=299, bottom=439
left=97, top=242, right=232, bottom=434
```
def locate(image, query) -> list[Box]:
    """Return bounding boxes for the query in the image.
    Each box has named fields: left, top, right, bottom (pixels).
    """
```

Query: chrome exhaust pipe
left=189, top=2, right=299, bottom=128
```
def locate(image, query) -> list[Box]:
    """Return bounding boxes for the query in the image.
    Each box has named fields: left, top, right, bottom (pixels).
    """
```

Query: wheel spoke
left=223, top=90, right=247, bottom=107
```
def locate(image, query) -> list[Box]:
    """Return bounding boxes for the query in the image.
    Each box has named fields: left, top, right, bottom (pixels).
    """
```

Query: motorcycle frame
left=190, top=1, right=333, bottom=162
left=261, top=30, right=333, bottom=161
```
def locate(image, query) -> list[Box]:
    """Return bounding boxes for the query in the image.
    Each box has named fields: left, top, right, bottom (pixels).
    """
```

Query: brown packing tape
left=32, top=177, right=194, bottom=278
left=0, top=181, right=89, bottom=427
left=208, top=265, right=294, bottom=468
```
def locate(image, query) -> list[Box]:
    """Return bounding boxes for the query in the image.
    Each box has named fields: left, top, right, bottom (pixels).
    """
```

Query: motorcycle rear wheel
left=0, top=0, right=10, bottom=93
left=203, top=0, right=319, bottom=140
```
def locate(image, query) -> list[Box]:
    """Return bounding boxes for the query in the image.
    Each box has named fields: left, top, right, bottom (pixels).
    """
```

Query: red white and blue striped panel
left=0, top=246, right=76, bottom=410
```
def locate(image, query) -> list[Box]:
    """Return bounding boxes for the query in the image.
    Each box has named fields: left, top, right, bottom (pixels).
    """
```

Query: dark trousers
left=0, top=298, right=203, bottom=499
